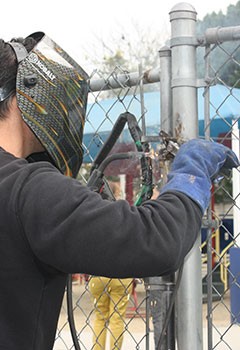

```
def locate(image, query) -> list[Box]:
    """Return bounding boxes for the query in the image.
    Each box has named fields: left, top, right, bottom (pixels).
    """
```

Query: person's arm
left=18, top=139, right=239, bottom=278
left=18, top=166, right=201, bottom=278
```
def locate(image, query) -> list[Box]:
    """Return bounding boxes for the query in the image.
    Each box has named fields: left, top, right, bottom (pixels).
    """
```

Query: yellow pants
left=89, top=277, right=132, bottom=350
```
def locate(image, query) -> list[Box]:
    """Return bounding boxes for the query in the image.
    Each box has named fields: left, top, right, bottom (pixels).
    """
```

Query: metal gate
left=53, top=3, right=240, bottom=350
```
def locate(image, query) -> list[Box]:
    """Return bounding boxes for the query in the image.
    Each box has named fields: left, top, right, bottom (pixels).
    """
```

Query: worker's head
left=0, top=32, right=89, bottom=178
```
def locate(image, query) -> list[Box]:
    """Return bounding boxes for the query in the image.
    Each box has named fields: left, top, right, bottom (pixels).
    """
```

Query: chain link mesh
left=202, top=39, right=240, bottom=350
left=53, top=25, right=240, bottom=350
left=54, top=67, right=158, bottom=349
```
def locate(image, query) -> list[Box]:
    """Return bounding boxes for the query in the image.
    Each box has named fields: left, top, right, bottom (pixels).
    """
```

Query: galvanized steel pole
left=204, top=25, right=240, bottom=44
left=204, top=44, right=213, bottom=350
left=89, top=68, right=160, bottom=92
left=169, top=3, right=203, bottom=350
left=159, top=46, right=172, bottom=134
left=158, top=46, right=175, bottom=350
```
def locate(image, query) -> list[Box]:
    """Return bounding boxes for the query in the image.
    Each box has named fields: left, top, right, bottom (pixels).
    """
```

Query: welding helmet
left=10, top=32, right=89, bottom=178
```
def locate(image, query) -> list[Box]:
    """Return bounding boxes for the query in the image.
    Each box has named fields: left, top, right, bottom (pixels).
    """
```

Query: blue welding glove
left=160, top=139, right=239, bottom=213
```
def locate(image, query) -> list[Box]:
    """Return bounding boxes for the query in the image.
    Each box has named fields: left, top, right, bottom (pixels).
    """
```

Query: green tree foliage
left=196, top=2, right=240, bottom=205
left=196, top=1, right=240, bottom=85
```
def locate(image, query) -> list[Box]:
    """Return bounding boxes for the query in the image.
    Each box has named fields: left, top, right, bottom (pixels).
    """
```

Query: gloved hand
left=160, top=139, right=239, bottom=213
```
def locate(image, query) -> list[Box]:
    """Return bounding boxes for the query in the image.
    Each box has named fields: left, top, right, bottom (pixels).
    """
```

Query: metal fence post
left=158, top=46, right=176, bottom=350
left=203, top=43, right=213, bottom=350
left=159, top=46, right=172, bottom=134
left=169, top=3, right=203, bottom=350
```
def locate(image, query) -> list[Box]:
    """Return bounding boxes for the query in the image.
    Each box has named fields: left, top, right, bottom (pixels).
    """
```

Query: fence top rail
left=202, top=25, right=240, bottom=45
left=89, top=67, right=160, bottom=92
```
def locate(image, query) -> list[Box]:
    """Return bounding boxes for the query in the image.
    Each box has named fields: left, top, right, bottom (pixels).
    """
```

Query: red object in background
left=217, top=132, right=232, bottom=148
left=125, top=174, right=134, bottom=205
left=103, top=143, right=141, bottom=206
left=104, top=143, right=140, bottom=177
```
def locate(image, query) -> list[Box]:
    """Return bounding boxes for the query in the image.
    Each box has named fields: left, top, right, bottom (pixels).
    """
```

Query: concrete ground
left=54, top=282, right=240, bottom=350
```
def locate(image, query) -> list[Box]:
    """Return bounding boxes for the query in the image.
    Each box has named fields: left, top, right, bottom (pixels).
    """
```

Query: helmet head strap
left=0, top=42, right=29, bottom=102
left=8, top=42, right=28, bottom=63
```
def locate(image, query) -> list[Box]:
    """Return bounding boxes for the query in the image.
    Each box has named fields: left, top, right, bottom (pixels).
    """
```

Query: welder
left=0, top=32, right=238, bottom=349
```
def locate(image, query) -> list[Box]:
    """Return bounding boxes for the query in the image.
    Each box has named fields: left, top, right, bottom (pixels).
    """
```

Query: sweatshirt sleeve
left=18, top=165, right=202, bottom=278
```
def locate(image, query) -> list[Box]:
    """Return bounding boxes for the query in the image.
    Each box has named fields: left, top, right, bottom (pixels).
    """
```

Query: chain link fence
left=53, top=3, right=240, bottom=350
left=201, top=27, right=240, bottom=350
left=54, top=66, right=159, bottom=350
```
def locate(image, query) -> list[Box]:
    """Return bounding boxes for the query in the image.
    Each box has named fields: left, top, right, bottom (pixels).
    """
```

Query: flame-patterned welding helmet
left=15, top=32, right=89, bottom=178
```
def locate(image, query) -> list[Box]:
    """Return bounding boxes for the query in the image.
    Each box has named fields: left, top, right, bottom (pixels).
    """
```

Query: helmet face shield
left=16, top=32, right=89, bottom=177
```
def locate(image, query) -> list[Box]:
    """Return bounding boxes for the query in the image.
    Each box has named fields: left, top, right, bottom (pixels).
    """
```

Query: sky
left=1, top=0, right=239, bottom=71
